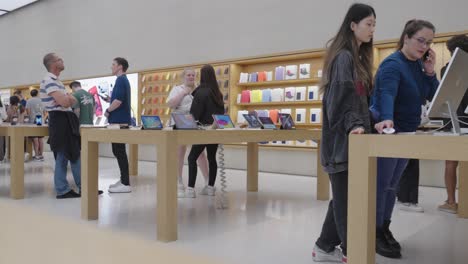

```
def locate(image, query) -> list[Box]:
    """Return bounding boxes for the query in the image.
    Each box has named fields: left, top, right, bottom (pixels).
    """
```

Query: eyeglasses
left=413, top=37, right=433, bottom=48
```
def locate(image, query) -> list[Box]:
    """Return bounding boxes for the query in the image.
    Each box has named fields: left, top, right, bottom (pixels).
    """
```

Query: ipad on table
left=171, top=113, right=199, bottom=130
left=141, top=115, right=163, bottom=130
left=258, top=116, right=277, bottom=130
left=243, top=114, right=263, bottom=129
left=212, top=114, right=236, bottom=129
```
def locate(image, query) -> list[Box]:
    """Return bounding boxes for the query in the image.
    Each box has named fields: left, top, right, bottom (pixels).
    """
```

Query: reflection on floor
left=0, top=153, right=467, bottom=264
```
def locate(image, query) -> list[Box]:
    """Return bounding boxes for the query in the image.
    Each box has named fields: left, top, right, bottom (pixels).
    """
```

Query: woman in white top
left=166, top=68, right=209, bottom=198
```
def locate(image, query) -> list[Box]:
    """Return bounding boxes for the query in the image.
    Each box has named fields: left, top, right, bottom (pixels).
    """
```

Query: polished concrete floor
left=0, top=152, right=467, bottom=264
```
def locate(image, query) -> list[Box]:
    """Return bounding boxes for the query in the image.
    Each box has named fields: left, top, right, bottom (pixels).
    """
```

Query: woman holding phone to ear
left=370, top=19, right=439, bottom=259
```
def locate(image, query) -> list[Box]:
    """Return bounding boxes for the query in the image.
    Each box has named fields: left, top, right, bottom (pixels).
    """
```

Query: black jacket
left=47, top=111, right=81, bottom=161
left=190, top=85, right=224, bottom=125
left=321, top=50, right=371, bottom=174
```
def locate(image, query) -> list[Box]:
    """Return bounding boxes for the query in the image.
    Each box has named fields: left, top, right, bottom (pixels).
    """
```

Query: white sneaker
left=178, top=183, right=185, bottom=198
left=400, top=203, right=424, bottom=213
left=312, top=244, right=343, bottom=263
left=185, top=187, right=196, bottom=198
left=108, top=182, right=131, bottom=193
left=109, top=180, right=122, bottom=188
left=199, top=185, right=215, bottom=196
left=24, top=153, right=30, bottom=162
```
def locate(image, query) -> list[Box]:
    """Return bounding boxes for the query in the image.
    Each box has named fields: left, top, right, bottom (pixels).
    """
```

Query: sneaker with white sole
left=400, top=203, right=424, bottom=213
left=199, top=185, right=215, bottom=196
left=185, top=187, right=196, bottom=198
left=24, top=153, right=30, bottom=162
left=312, top=244, right=343, bottom=263
left=178, top=184, right=185, bottom=198
left=109, top=180, right=122, bottom=188
left=108, top=182, right=131, bottom=193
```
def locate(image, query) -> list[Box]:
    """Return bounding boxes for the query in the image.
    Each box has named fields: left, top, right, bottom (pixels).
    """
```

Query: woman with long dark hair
left=185, top=65, right=224, bottom=198
left=312, top=3, right=375, bottom=263
left=370, top=19, right=439, bottom=259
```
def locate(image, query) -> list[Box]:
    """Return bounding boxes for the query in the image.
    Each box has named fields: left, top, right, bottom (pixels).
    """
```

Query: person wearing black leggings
left=186, top=64, right=224, bottom=198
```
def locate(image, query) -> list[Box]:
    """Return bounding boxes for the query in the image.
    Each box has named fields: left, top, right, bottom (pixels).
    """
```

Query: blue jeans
left=376, top=157, right=408, bottom=227
left=54, top=151, right=81, bottom=195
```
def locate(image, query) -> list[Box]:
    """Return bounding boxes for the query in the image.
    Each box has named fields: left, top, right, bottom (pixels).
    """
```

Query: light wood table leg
left=247, top=142, right=259, bottom=192
left=458, top=161, right=468, bottom=218
left=10, top=131, right=25, bottom=199
left=347, top=135, right=376, bottom=264
left=316, top=141, right=329, bottom=200
left=81, top=138, right=99, bottom=220
left=26, top=139, right=33, bottom=160
left=129, top=144, right=138, bottom=176
left=156, top=136, right=178, bottom=242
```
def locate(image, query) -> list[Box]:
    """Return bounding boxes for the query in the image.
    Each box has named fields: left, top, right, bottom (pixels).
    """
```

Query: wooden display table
left=347, top=134, right=468, bottom=264
left=0, top=124, right=49, bottom=199
left=80, top=128, right=325, bottom=242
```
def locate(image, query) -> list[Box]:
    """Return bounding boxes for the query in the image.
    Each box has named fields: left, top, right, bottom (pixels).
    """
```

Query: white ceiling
left=0, top=0, right=39, bottom=16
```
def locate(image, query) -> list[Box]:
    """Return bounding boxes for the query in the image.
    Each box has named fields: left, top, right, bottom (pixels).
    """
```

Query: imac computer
left=427, top=48, right=468, bottom=134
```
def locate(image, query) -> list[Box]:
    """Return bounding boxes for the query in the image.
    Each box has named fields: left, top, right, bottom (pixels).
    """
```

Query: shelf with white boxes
left=236, top=78, right=320, bottom=87
left=237, top=100, right=322, bottom=107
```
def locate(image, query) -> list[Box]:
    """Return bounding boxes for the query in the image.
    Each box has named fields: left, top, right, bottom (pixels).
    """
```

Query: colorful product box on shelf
left=266, top=71, right=273, bottom=81
left=250, top=90, right=262, bottom=103
left=295, top=108, right=306, bottom=123
left=275, top=66, right=285, bottom=81
left=295, top=86, right=306, bottom=101
left=308, top=86, right=319, bottom=100
left=248, top=72, right=258, bottom=82
left=310, top=108, right=322, bottom=123
left=284, top=87, right=296, bottom=102
left=299, top=64, right=311, bottom=79
left=261, top=89, right=272, bottom=102
left=165, top=85, right=171, bottom=92
left=269, top=109, right=279, bottom=123
left=141, top=108, right=146, bottom=115
left=257, top=71, right=267, bottom=82
left=241, top=90, right=251, bottom=103
left=172, top=72, right=178, bottom=80
left=141, top=98, right=146, bottom=105
left=153, top=97, right=159, bottom=104
left=239, top=72, right=249, bottom=83
left=154, top=86, right=159, bottom=93
left=271, top=88, right=284, bottom=102
left=216, top=68, right=222, bottom=75
left=224, top=80, right=229, bottom=88
left=147, top=86, right=153, bottom=93
left=224, top=67, right=229, bottom=75
left=285, top=65, right=298, bottom=80
left=142, top=86, right=146, bottom=94
left=141, top=75, right=146, bottom=82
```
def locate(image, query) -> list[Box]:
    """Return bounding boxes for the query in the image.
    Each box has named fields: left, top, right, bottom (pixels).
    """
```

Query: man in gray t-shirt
left=25, top=89, right=45, bottom=161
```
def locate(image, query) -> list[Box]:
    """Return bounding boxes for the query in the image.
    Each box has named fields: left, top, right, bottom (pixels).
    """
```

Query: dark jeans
left=397, top=159, right=420, bottom=204
left=188, top=144, right=218, bottom=188
left=376, top=157, right=408, bottom=227
left=316, top=170, right=348, bottom=256
left=112, top=143, right=129, bottom=186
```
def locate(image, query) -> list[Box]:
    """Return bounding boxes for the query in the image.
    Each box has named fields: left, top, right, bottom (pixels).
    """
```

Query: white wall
left=1, top=0, right=468, bottom=88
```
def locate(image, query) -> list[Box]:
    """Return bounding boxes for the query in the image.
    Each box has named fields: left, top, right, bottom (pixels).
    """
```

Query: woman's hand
left=349, top=127, right=365, bottom=134
left=423, top=48, right=436, bottom=75
left=374, top=119, right=394, bottom=134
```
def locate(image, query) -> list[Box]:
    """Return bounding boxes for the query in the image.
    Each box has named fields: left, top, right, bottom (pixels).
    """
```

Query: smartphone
left=35, top=115, right=42, bottom=126
left=423, top=50, right=430, bottom=61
